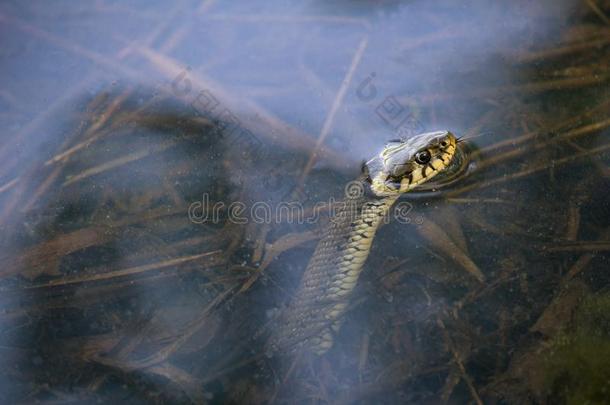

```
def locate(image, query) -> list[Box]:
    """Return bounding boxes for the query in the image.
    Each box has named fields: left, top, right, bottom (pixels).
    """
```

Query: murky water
left=1, top=1, right=609, bottom=403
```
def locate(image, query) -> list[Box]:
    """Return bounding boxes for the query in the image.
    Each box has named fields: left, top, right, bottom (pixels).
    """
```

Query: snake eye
left=415, top=150, right=431, bottom=164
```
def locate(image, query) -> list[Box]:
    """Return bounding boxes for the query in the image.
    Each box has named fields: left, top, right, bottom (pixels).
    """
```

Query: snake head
left=364, top=130, right=457, bottom=196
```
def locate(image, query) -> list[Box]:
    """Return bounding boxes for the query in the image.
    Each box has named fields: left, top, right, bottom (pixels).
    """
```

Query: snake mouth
left=408, top=141, right=475, bottom=193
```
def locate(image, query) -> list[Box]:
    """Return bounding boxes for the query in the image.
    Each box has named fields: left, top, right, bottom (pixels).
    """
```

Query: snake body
left=267, top=131, right=458, bottom=355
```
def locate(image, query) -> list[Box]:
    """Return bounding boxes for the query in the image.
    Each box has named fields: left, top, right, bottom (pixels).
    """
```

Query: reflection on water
left=1, top=0, right=609, bottom=403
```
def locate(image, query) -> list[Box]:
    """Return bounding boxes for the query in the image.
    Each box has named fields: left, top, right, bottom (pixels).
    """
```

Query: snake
left=266, top=130, right=460, bottom=355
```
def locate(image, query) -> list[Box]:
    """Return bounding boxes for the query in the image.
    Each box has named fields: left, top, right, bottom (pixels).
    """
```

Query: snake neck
left=267, top=189, right=399, bottom=355
left=332, top=192, right=399, bottom=245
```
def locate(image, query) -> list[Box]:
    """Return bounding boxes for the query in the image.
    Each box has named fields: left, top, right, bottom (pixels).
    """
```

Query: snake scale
left=267, top=131, right=459, bottom=355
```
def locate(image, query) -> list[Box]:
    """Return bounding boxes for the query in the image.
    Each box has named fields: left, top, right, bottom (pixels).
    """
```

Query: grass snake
left=267, top=130, right=460, bottom=355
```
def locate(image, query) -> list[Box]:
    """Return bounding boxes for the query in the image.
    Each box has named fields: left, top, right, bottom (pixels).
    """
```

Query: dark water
left=1, top=1, right=609, bottom=403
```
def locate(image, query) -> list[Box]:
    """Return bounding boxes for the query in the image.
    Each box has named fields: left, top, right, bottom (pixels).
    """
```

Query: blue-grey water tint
left=2, top=0, right=608, bottom=403
left=0, top=0, right=577, bottom=175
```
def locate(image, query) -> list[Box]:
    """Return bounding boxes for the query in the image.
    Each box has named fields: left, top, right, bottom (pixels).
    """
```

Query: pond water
left=1, top=0, right=609, bottom=403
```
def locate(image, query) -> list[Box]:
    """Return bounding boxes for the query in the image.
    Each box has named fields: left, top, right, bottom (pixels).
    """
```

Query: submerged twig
left=297, top=36, right=368, bottom=186
left=437, top=318, right=484, bottom=405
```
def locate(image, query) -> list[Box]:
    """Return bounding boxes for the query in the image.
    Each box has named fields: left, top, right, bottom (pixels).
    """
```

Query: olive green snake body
left=267, top=131, right=459, bottom=355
